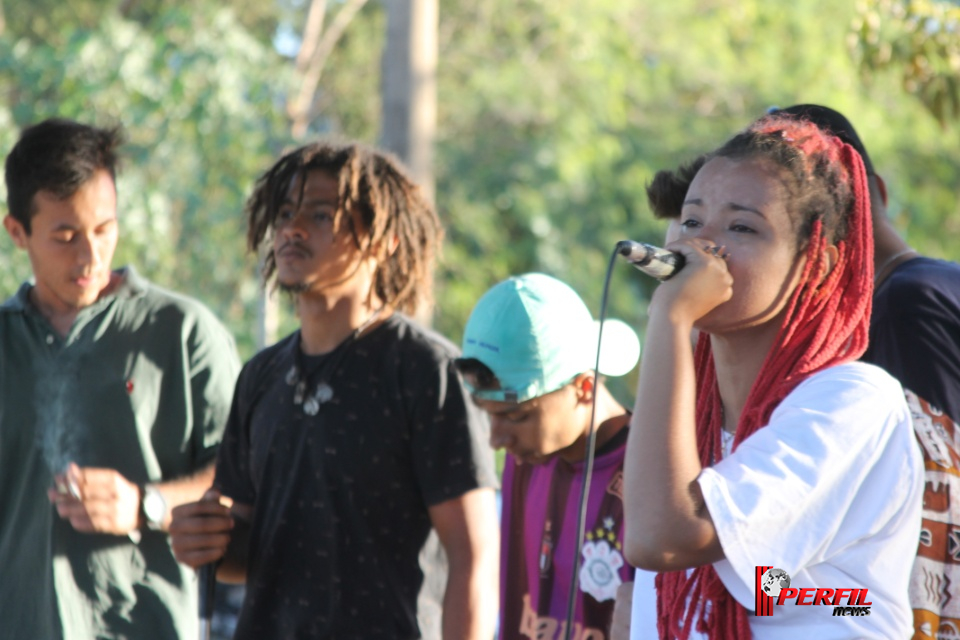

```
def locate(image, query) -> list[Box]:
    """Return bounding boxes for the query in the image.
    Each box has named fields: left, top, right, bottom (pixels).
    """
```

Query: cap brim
left=592, top=319, right=641, bottom=377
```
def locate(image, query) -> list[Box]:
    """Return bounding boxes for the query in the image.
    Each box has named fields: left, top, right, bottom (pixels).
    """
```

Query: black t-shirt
left=863, top=256, right=960, bottom=424
left=216, top=314, right=497, bottom=639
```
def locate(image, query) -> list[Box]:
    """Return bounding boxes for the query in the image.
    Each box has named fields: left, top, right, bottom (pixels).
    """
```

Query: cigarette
left=55, top=464, right=82, bottom=499
left=54, top=478, right=81, bottom=499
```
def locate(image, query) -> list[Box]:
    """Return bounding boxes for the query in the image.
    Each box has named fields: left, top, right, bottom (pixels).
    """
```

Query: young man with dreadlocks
left=622, top=116, right=923, bottom=638
left=169, top=141, right=499, bottom=639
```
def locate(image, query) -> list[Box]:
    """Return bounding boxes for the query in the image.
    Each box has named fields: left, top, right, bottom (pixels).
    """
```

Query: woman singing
left=624, top=115, right=923, bottom=639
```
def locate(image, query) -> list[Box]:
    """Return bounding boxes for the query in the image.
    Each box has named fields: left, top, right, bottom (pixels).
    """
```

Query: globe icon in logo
left=760, top=568, right=791, bottom=598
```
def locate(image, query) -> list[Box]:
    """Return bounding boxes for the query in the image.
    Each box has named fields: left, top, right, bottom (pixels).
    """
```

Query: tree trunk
left=380, top=0, right=438, bottom=203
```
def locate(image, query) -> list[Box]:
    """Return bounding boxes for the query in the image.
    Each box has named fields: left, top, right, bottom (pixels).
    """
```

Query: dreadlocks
left=647, top=115, right=874, bottom=639
left=246, top=141, right=443, bottom=316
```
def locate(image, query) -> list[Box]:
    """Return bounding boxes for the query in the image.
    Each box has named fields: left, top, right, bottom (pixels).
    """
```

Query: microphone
left=616, top=240, right=686, bottom=281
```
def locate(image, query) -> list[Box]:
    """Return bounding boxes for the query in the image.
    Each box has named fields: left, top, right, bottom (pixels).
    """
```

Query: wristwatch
left=141, top=484, right=168, bottom=531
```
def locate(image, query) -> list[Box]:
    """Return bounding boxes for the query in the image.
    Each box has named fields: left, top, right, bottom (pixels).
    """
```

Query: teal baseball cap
left=459, top=273, right=641, bottom=403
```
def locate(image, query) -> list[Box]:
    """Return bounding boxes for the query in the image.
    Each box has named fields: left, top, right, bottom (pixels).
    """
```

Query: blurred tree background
left=1, top=0, right=959, bottom=404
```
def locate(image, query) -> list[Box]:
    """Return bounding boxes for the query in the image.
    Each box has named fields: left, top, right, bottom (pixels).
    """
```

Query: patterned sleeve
left=907, top=389, right=960, bottom=636
left=408, top=348, right=498, bottom=507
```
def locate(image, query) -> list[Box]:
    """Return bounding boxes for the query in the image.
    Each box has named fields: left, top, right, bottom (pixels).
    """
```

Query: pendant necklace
left=286, top=308, right=384, bottom=416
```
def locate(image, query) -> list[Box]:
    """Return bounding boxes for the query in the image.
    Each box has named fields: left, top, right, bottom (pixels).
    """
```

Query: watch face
left=143, top=486, right=167, bottom=527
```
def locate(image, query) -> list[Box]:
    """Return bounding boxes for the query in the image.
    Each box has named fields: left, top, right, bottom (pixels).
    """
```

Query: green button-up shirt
left=0, top=266, right=240, bottom=639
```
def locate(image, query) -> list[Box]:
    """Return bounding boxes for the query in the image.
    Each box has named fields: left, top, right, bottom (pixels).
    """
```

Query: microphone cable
left=561, top=243, right=623, bottom=640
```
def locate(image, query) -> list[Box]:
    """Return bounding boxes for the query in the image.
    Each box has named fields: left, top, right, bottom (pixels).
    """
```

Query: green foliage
left=1, top=0, right=958, bottom=389
left=303, top=2, right=387, bottom=141
left=429, top=0, right=960, bottom=402
left=2, top=0, right=285, bottom=46
left=852, top=0, right=960, bottom=125
left=0, top=3, right=293, bottom=358
left=430, top=0, right=808, bottom=399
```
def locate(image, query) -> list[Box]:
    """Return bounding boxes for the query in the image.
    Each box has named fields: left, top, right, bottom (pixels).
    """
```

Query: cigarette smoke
left=34, top=348, right=87, bottom=475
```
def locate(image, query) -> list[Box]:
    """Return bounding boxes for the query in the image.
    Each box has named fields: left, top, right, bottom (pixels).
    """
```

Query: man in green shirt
left=0, top=117, right=240, bottom=639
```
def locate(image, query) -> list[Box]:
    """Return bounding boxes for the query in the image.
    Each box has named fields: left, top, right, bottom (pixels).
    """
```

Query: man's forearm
left=431, top=488, right=500, bottom=640
left=151, top=463, right=217, bottom=531
left=442, top=566, right=497, bottom=640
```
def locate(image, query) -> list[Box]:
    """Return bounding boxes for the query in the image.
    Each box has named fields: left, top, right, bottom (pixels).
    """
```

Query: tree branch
left=288, top=0, right=370, bottom=138
left=118, top=0, right=138, bottom=18
left=296, top=0, right=328, bottom=73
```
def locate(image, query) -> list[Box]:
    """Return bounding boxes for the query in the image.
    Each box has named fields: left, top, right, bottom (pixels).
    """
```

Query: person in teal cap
left=456, top=272, right=641, bottom=640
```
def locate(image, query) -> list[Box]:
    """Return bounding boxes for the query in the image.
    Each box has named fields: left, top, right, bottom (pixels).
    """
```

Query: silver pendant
left=294, top=381, right=306, bottom=404
left=314, top=382, right=334, bottom=404
left=302, top=383, right=333, bottom=416
left=286, top=365, right=299, bottom=386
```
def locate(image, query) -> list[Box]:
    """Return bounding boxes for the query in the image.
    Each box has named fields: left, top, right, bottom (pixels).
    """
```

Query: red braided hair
left=654, top=116, right=874, bottom=639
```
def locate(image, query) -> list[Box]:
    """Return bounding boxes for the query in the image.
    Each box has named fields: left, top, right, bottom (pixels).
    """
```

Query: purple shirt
left=499, top=428, right=633, bottom=640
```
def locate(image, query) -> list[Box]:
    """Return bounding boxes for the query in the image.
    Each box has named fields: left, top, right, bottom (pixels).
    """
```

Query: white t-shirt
left=631, top=362, right=924, bottom=639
